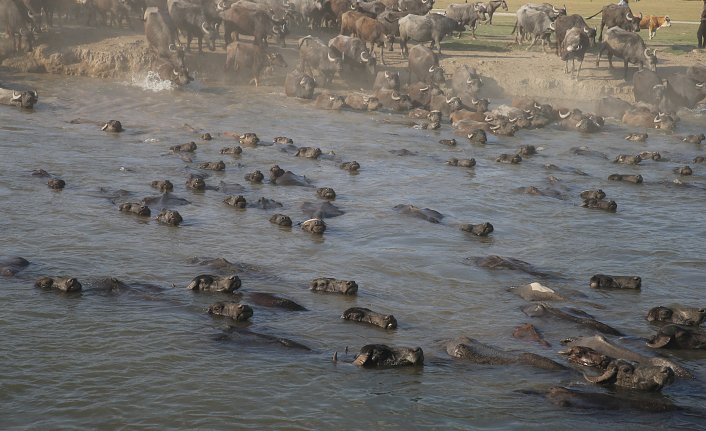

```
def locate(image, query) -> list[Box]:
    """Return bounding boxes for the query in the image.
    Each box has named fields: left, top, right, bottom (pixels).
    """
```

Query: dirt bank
left=1, top=25, right=704, bottom=104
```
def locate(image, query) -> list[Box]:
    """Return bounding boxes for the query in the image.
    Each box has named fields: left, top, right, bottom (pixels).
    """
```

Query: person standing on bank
left=699, top=0, right=706, bottom=49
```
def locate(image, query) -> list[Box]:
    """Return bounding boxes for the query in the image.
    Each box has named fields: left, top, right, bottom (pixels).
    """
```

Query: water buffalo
left=86, top=0, right=131, bottom=27
left=328, top=34, right=376, bottom=76
left=373, top=70, right=400, bottom=92
left=297, top=35, right=341, bottom=85
left=316, top=187, right=336, bottom=200
left=647, top=306, right=706, bottom=327
left=647, top=325, right=706, bottom=350
left=597, top=27, right=657, bottom=80
left=407, top=44, right=444, bottom=85
left=513, top=7, right=554, bottom=52
left=449, top=64, right=483, bottom=102
left=339, top=10, right=366, bottom=35
left=445, top=336, right=566, bottom=370
left=144, top=7, right=185, bottom=67
left=590, top=274, right=641, bottom=289
left=398, top=0, right=433, bottom=15
left=583, top=359, right=674, bottom=392
left=284, top=68, right=316, bottom=98
left=353, top=344, right=424, bottom=368
left=154, top=58, right=193, bottom=86
left=342, top=307, right=397, bottom=329
left=155, top=209, right=183, bottom=226
left=656, top=73, right=706, bottom=111
left=445, top=3, right=481, bottom=39
left=314, top=93, right=346, bottom=110
left=522, top=303, right=623, bottom=336
left=224, top=195, right=247, bottom=208
left=219, top=4, right=287, bottom=47
left=310, top=277, right=358, bottom=294
left=560, top=26, right=589, bottom=80
left=376, top=9, right=407, bottom=51
left=398, top=12, right=463, bottom=56
left=119, top=202, right=151, bottom=217
left=301, top=218, right=326, bottom=233
left=1, top=0, right=35, bottom=52
left=168, top=0, right=217, bottom=52
left=225, top=42, right=288, bottom=86
left=187, top=274, right=242, bottom=293
left=208, top=301, right=253, bottom=321
left=355, top=15, right=392, bottom=64
left=374, top=88, right=413, bottom=112
left=0, top=86, right=38, bottom=109
left=632, top=69, right=662, bottom=108
left=589, top=4, right=641, bottom=41
left=553, top=14, right=596, bottom=55
left=344, top=93, right=381, bottom=111
left=35, top=276, right=82, bottom=292
left=102, top=120, right=124, bottom=132
left=0, top=256, right=29, bottom=276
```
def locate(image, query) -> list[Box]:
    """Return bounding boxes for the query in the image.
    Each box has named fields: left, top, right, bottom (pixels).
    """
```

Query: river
left=1, top=71, right=705, bottom=430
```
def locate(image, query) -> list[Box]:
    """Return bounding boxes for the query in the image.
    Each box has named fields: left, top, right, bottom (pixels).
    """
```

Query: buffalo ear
left=646, top=334, right=672, bottom=348
left=583, top=365, right=617, bottom=384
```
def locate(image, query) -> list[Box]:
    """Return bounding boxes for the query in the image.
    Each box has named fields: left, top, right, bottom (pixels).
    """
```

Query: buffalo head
left=10, top=90, right=38, bottom=109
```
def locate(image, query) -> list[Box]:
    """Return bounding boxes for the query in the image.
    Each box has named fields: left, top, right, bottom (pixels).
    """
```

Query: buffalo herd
left=2, top=0, right=706, bottom=416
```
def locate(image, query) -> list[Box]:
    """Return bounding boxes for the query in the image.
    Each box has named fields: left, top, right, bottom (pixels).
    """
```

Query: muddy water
left=2, top=72, right=706, bottom=430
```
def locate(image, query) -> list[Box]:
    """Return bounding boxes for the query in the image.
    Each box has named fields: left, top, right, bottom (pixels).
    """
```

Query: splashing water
left=128, top=71, right=174, bottom=92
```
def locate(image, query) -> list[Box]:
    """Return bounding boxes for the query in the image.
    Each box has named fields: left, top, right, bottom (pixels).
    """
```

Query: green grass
left=438, top=15, right=703, bottom=55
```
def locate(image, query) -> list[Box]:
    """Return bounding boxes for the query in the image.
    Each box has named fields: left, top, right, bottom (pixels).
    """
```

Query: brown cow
left=354, top=15, right=392, bottom=64
left=639, top=15, right=671, bottom=40
left=340, top=10, right=366, bottom=35
left=224, top=42, right=288, bottom=86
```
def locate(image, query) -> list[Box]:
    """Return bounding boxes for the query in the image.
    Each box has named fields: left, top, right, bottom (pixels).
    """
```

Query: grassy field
left=433, top=0, right=706, bottom=22
left=436, top=3, right=705, bottom=55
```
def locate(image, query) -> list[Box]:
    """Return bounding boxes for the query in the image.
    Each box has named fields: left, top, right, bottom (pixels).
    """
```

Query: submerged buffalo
left=646, top=306, right=706, bottom=326
left=208, top=302, right=253, bottom=321
left=186, top=274, right=242, bottom=293
left=310, top=277, right=358, bottom=295
left=0, top=86, right=38, bottom=109
left=35, top=276, right=82, bottom=292
left=445, top=336, right=566, bottom=370
left=590, top=274, right=641, bottom=289
left=353, top=344, right=424, bottom=368
left=342, top=307, right=397, bottom=329
left=0, top=256, right=30, bottom=277
left=522, top=303, right=623, bottom=336
left=647, top=325, right=706, bottom=350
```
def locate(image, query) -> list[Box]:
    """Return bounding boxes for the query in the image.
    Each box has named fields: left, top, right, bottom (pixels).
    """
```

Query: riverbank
left=1, top=23, right=705, bottom=104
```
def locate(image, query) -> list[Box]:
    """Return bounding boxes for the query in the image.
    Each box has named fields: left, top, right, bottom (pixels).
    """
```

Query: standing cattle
left=290, top=0, right=324, bottom=30
left=85, top=0, right=132, bottom=27
left=325, top=0, right=353, bottom=26
left=554, top=14, right=596, bottom=56
left=407, top=44, right=445, bottom=85
left=144, top=7, right=186, bottom=67
left=597, top=27, right=656, bottom=80
left=352, top=0, right=385, bottom=18
left=474, top=0, right=508, bottom=25
left=285, top=68, right=316, bottom=98
left=339, top=10, right=366, bottom=35
left=298, top=35, right=341, bottom=85
left=399, top=0, right=433, bottom=15
left=398, top=12, right=463, bottom=56
left=376, top=9, right=407, bottom=51
left=225, top=42, right=288, bottom=86
left=219, top=4, right=288, bottom=48
left=639, top=15, right=670, bottom=40
left=168, top=0, right=217, bottom=52
left=445, top=3, right=481, bottom=39
left=328, top=34, right=376, bottom=76
left=523, top=3, right=566, bottom=20
left=1, top=0, right=35, bottom=52
left=654, top=74, right=706, bottom=112
left=586, top=4, right=641, bottom=41
left=373, top=70, right=400, bottom=91
left=513, top=7, right=554, bottom=52
left=355, top=15, right=392, bottom=64
left=560, top=26, right=589, bottom=80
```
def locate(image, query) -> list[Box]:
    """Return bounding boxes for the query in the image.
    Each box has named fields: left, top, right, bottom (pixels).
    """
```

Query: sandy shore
left=1, top=24, right=705, bottom=104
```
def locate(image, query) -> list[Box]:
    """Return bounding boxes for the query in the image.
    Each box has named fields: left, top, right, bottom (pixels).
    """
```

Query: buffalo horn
left=484, top=115, right=493, bottom=122
left=32, top=91, right=38, bottom=98
left=583, top=26, right=589, bottom=34
left=549, top=22, right=555, bottom=31
left=696, top=82, right=704, bottom=88
left=466, top=77, right=473, bottom=84
left=643, top=48, right=650, bottom=57
left=419, top=86, right=429, bottom=91
left=583, top=366, right=617, bottom=384
left=626, top=12, right=632, bottom=20
left=428, top=65, right=435, bottom=73
left=329, top=96, right=336, bottom=101
left=489, top=124, right=500, bottom=130
left=552, top=6, right=559, bottom=13
left=101, top=123, right=109, bottom=131
left=558, top=110, right=571, bottom=119
left=391, top=91, right=401, bottom=101
left=28, top=10, right=35, bottom=19
left=328, top=52, right=336, bottom=62
left=300, top=77, right=307, bottom=86
left=384, top=71, right=390, bottom=78
left=653, top=115, right=661, bottom=123
left=471, top=98, right=479, bottom=105
left=534, top=102, right=541, bottom=109
left=202, top=22, right=211, bottom=35
left=11, top=91, right=22, bottom=101
left=350, top=3, right=356, bottom=9
left=652, top=49, right=657, bottom=56
left=524, top=109, right=531, bottom=114
left=508, top=117, right=517, bottom=123
left=217, top=1, right=227, bottom=11
left=360, top=51, right=369, bottom=63
left=169, top=43, right=177, bottom=52
left=273, top=25, right=278, bottom=34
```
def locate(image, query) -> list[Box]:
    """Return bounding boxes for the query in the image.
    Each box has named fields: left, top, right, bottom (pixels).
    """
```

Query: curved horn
left=552, top=6, right=559, bottom=13
left=508, top=117, right=517, bottom=123
left=445, top=96, right=454, bottom=103
left=534, top=102, right=541, bottom=109
left=173, top=69, right=180, bottom=76
left=549, top=22, right=555, bottom=31
left=583, top=366, right=617, bottom=384
left=653, top=115, right=661, bottom=123
left=360, top=51, right=369, bottom=63
left=484, top=115, right=494, bottom=122
left=558, top=110, right=571, bottom=119
left=273, top=25, right=278, bottom=34
left=28, top=10, right=35, bottom=19
left=652, top=49, right=657, bottom=56
left=583, top=26, right=589, bottom=34
left=489, top=124, right=500, bottom=130
left=328, top=52, right=336, bottom=62
left=419, top=86, right=429, bottom=91
left=471, top=98, right=479, bottom=105
left=300, top=77, right=307, bottom=86
left=329, top=96, right=336, bottom=101
left=169, top=43, right=177, bottom=52
left=626, top=12, right=633, bottom=20
left=391, top=91, right=401, bottom=101
left=217, top=1, right=227, bottom=11
left=32, top=91, right=38, bottom=98
left=11, top=91, right=22, bottom=101
left=101, top=123, right=109, bottom=131
left=429, top=65, right=436, bottom=73
left=350, top=3, right=356, bottom=9
left=696, top=82, right=704, bottom=88
left=644, top=48, right=650, bottom=57
left=384, top=71, right=390, bottom=78
left=202, top=22, right=211, bottom=35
